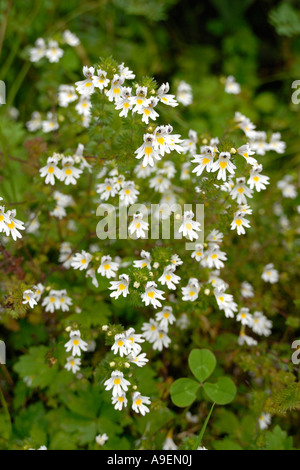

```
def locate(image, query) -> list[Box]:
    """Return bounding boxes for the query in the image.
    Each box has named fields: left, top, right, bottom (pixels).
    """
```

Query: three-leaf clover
left=170, top=348, right=236, bottom=407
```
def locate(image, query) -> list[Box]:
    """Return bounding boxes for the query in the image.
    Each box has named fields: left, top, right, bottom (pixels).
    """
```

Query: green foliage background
left=0, top=0, right=299, bottom=450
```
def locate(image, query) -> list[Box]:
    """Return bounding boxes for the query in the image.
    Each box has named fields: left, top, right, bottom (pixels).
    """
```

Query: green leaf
left=188, top=349, right=216, bottom=383
left=203, top=377, right=236, bottom=405
left=213, top=439, right=243, bottom=450
left=170, top=378, right=199, bottom=407
left=265, top=425, right=294, bottom=450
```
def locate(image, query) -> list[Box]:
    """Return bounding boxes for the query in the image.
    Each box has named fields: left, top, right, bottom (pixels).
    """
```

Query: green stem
left=193, top=402, right=215, bottom=450
left=6, top=61, right=31, bottom=107
left=0, top=383, right=12, bottom=440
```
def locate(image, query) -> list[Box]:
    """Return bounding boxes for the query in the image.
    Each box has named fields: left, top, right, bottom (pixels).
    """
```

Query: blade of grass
left=193, top=402, right=215, bottom=450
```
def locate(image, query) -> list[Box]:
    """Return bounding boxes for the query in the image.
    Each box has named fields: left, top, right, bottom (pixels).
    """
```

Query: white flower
left=75, top=66, right=95, bottom=95
left=109, top=274, right=130, bottom=299
left=236, top=308, right=253, bottom=327
left=119, top=181, right=139, bottom=206
left=152, top=328, right=171, bottom=351
left=214, top=285, right=237, bottom=318
left=225, top=75, right=241, bottom=94
left=231, top=210, right=251, bottom=236
left=192, top=147, right=215, bottom=175
left=176, top=80, right=193, bottom=106
left=211, top=152, right=236, bottom=181
left=96, top=434, right=109, bottom=446
left=75, top=94, right=91, bottom=116
left=137, top=97, right=159, bottom=124
left=252, top=311, right=272, bottom=336
left=207, top=229, right=224, bottom=244
left=112, top=392, right=128, bottom=410
left=131, top=86, right=148, bottom=111
left=141, top=281, right=165, bottom=309
left=111, top=334, right=131, bottom=357
left=32, top=283, right=45, bottom=301
left=26, top=111, right=42, bottom=131
left=170, top=254, right=183, bottom=266
left=135, top=133, right=160, bottom=167
left=104, top=370, right=130, bottom=397
left=92, top=68, right=110, bottom=91
left=118, top=62, right=135, bottom=80
left=230, top=177, right=253, bottom=205
left=71, top=250, right=92, bottom=271
left=182, top=129, right=198, bottom=154
left=42, top=112, right=59, bottom=133
left=105, top=74, right=124, bottom=102
left=129, top=352, right=148, bottom=367
left=258, top=413, right=271, bottom=430
left=22, top=290, right=38, bottom=308
left=40, top=155, right=62, bottom=185
left=131, top=392, right=151, bottom=416
left=1, top=208, right=24, bottom=240
left=155, top=306, right=176, bottom=329
left=261, top=263, right=279, bottom=284
left=133, top=250, right=152, bottom=269
left=125, top=328, right=144, bottom=355
left=63, top=30, right=80, bottom=46
left=60, top=156, right=82, bottom=185
left=96, top=178, right=118, bottom=201
left=205, top=247, right=227, bottom=270
left=57, top=289, right=72, bottom=312
left=141, top=319, right=159, bottom=342
left=250, top=131, right=269, bottom=155
left=42, top=290, right=60, bottom=313
left=157, top=82, right=178, bottom=107
left=182, top=278, right=201, bottom=302
left=248, top=164, right=270, bottom=192
left=269, top=132, right=286, bottom=154
left=45, top=40, right=64, bottom=63
left=98, top=255, right=119, bottom=279
left=191, top=243, right=204, bottom=262
left=65, top=356, right=81, bottom=374
left=237, top=144, right=257, bottom=166
left=241, top=281, right=254, bottom=298
left=237, top=332, right=257, bottom=346
left=158, top=265, right=181, bottom=290
left=64, top=330, right=88, bottom=357
left=29, top=38, right=46, bottom=62
left=128, top=212, right=149, bottom=239
left=178, top=210, right=201, bottom=241
left=58, top=85, right=77, bottom=107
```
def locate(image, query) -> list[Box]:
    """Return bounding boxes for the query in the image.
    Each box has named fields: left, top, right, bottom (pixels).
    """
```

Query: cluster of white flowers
left=50, top=191, right=75, bottom=219
left=73, top=63, right=178, bottom=128
left=141, top=306, right=175, bottom=351
left=235, top=113, right=286, bottom=155
left=39, top=150, right=88, bottom=186
left=64, top=329, right=88, bottom=374
left=22, top=284, right=73, bottom=314
left=0, top=197, right=25, bottom=241
left=135, top=125, right=183, bottom=167
left=103, top=327, right=150, bottom=414
left=96, top=168, right=139, bottom=206
left=29, top=31, right=79, bottom=63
